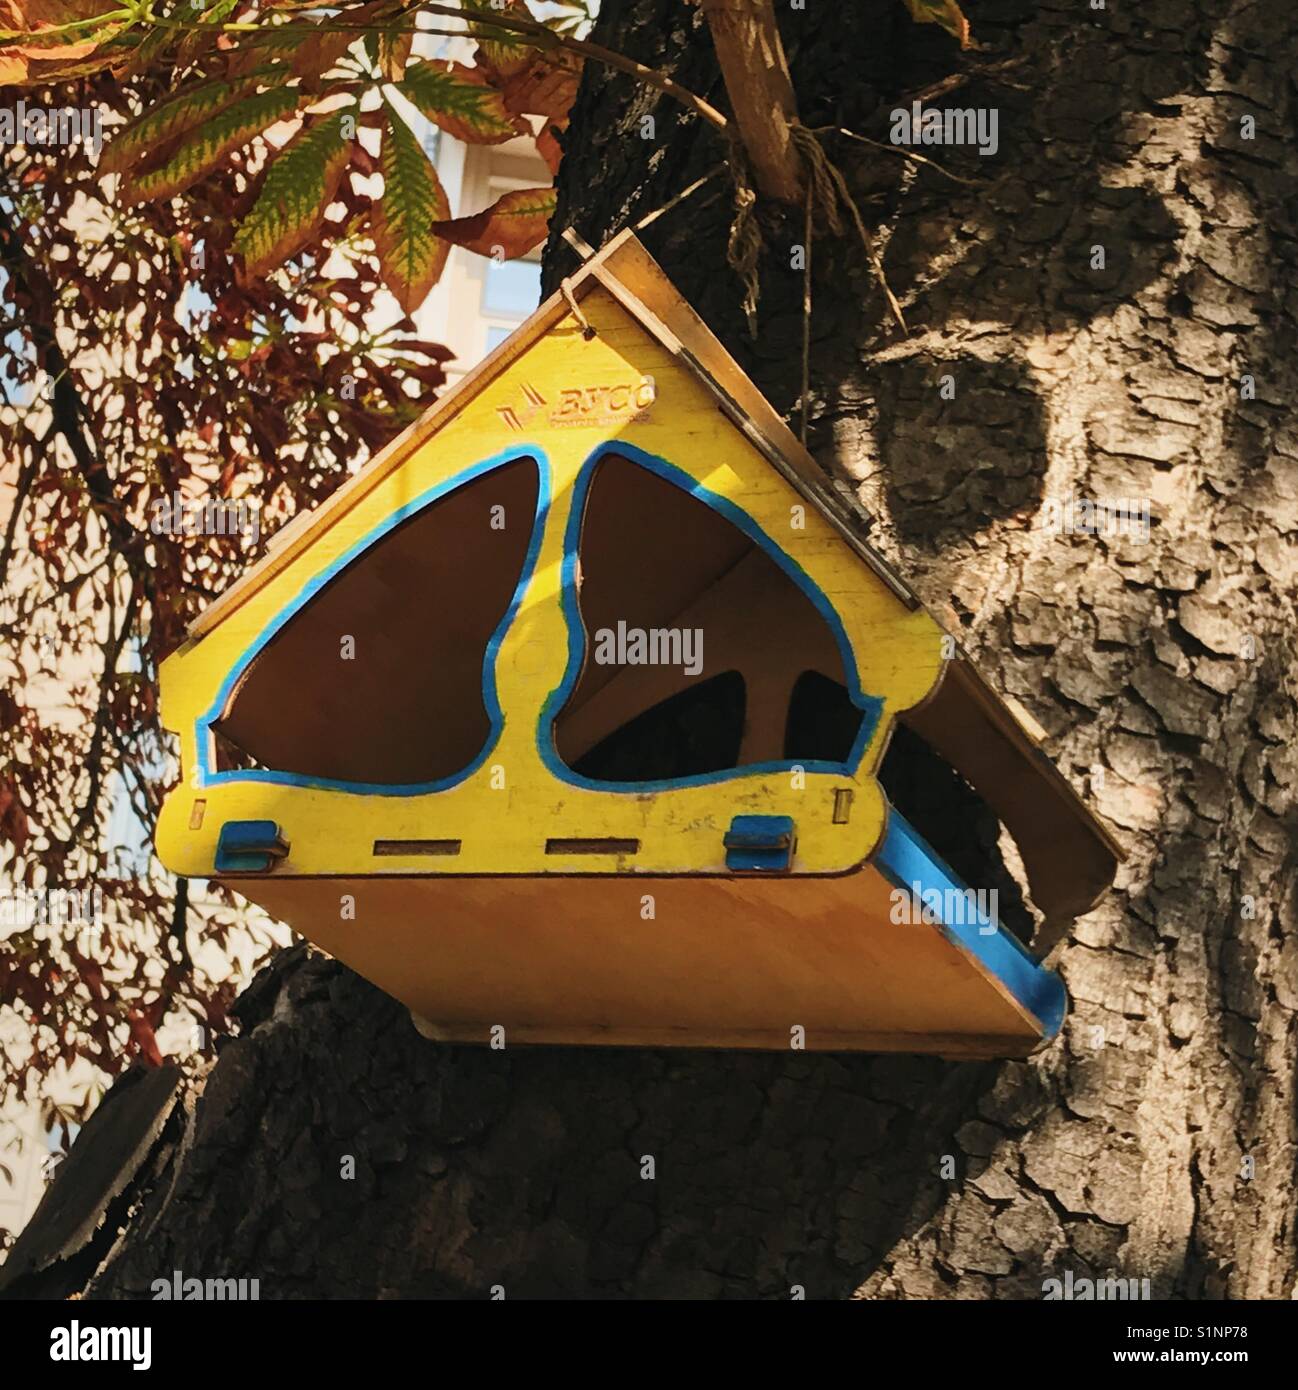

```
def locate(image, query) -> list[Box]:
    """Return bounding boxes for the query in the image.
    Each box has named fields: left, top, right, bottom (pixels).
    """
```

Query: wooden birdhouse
left=156, top=231, right=1121, bottom=1058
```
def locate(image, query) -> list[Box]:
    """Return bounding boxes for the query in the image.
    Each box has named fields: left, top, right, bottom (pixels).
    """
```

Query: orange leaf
left=473, top=0, right=537, bottom=83
left=290, top=0, right=387, bottom=84
left=536, top=119, right=563, bottom=177
left=429, top=185, right=555, bottom=259
left=502, top=52, right=582, bottom=121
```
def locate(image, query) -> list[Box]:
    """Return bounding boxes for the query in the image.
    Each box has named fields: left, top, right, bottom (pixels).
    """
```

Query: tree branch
left=699, top=0, right=802, bottom=202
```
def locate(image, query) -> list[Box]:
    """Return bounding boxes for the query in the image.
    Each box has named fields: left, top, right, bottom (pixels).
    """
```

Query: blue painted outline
left=194, top=447, right=550, bottom=795
left=875, top=810, right=1067, bottom=1040
left=538, top=442, right=884, bottom=792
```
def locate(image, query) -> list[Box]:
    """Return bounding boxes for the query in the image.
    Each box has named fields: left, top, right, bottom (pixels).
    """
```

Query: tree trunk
left=9, top=0, right=1297, bottom=1300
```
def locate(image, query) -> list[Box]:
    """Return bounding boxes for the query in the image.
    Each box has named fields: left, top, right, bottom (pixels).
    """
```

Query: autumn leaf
left=0, top=0, right=120, bottom=52
left=175, top=0, right=241, bottom=69
left=0, top=0, right=124, bottom=81
left=377, top=27, right=413, bottom=82
left=902, top=0, right=972, bottom=49
left=429, top=185, right=555, bottom=259
left=22, top=41, right=130, bottom=79
left=373, top=99, right=451, bottom=314
left=471, top=0, right=538, bottom=83
left=100, top=77, right=259, bottom=179
left=122, top=86, right=301, bottom=204
left=395, top=60, right=527, bottom=145
left=501, top=51, right=582, bottom=121
left=536, top=119, right=563, bottom=176
left=291, top=0, right=388, bottom=83
left=233, top=110, right=352, bottom=276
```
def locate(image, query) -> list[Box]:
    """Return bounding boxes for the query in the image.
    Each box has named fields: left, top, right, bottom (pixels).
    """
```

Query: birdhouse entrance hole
left=208, top=456, right=540, bottom=787
left=552, top=451, right=870, bottom=785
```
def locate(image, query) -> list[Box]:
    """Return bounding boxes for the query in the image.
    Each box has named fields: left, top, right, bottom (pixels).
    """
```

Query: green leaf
left=373, top=99, right=451, bottom=314
left=101, top=77, right=258, bottom=178
left=122, top=87, right=302, bottom=204
left=233, top=111, right=352, bottom=276
left=396, top=59, right=525, bottom=145
left=901, top=0, right=972, bottom=48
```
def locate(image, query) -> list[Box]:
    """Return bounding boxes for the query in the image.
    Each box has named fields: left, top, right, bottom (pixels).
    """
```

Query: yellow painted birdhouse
left=156, top=230, right=1121, bottom=1058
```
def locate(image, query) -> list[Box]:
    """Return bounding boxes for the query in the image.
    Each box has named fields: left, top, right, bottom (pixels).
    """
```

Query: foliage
left=901, top=0, right=971, bottom=50
left=0, top=0, right=591, bottom=1120
left=1, top=2, right=586, bottom=305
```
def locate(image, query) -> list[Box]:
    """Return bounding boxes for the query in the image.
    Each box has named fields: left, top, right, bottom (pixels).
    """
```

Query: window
left=483, top=257, right=542, bottom=317
left=477, top=215, right=542, bottom=357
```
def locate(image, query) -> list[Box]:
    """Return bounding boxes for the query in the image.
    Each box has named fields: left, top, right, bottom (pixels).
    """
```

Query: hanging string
left=560, top=277, right=595, bottom=339
left=725, top=128, right=763, bottom=335
left=787, top=120, right=907, bottom=334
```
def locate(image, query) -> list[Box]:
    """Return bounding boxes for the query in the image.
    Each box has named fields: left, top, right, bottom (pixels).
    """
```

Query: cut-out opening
left=209, top=457, right=540, bottom=786
left=213, top=729, right=267, bottom=773
left=571, top=671, right=746, bottom=782
left=881, top=719, right=1036, bottom=945
left=545, top=838, right=639, bottom=855
left=783, top=669, right=867, bottom=763
left=553, top=452, right=863, bottom=784
left=373, top=839, right=462, bottom=857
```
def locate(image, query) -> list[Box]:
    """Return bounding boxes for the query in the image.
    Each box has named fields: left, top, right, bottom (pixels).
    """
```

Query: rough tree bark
left=5, top=0, right=1296, bottom=1299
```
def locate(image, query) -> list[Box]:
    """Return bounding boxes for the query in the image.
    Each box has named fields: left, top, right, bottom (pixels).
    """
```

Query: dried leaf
left=536, top=119, right=563, bottom=176
left=429, top=185, right=555, bottom=259
left=472, top=0, right=538, bottom=83
left=502, top=51, right=581, bottom=121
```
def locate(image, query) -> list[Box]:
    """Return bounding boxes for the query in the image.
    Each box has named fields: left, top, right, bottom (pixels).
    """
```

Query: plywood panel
left=905, top=661, right=1124, bottom=930
left=234, top=866, right=1049, bottom=1058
